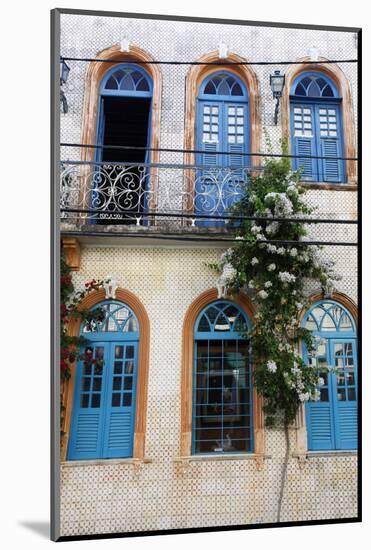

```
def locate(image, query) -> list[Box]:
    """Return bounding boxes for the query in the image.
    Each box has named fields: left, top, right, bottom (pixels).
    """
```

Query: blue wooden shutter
left=67, top=343, right=108, bottom=460
left=102, top=342, right=138, bottom=458
left=305, top=341, right=335, bottom=450
left=195, top=101, right=223, bottom=221
left=332, top=339, right=357, bottom=449
left=317, top=106, right=343, bottom=183
left=291, top=104, right=317, bottom=181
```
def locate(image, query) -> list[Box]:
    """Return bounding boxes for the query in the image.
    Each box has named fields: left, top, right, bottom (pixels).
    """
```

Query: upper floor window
left=302, top=300, right=357, bottom=451
left=192, top=300, right=253, bottom=454
left=68, top=301, right=140, bottom=460
left=195, top=72, right=250, bottom=224
left=94, top=64, right=153, bottom=224
left=290, top=72, right=345, bottom=183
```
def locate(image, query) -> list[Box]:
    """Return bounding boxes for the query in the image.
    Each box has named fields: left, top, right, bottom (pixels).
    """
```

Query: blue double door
left=196, top=100, right=249, bottom=224
left=305, top=338, right=357, bottom=450
left=291, top=101, right=344, bottom=183
left=68, top=339, right=138, bottom=460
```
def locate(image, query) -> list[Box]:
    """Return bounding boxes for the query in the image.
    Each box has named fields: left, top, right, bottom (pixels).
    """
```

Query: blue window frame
left=302, top=300, right=357, bottom=450
left=290, top=72, right=345, bottom=183
left=67, top=301, right=140, bottom=460
left=93, top=64, right=153, bottom=224
left=192, top=300, right=253, bottom=454
left=195, top=72, right=250, bottom=224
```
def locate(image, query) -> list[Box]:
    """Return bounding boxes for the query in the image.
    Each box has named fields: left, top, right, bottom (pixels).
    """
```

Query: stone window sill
left=174, top=453, right=271, bottom=463
left=292, top=450, right=357, bottom=459
left=61, top=457, right=153, bottom=467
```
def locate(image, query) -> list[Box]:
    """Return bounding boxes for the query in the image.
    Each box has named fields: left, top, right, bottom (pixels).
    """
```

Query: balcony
left=60, top=159, right=253, bottom=236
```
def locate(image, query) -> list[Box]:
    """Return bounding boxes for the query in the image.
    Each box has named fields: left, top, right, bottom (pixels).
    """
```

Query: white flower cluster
left=267, top=360, right=277, bottom=373
left=264, top=192, right=293, bottom=216
left=286, top=181, right=299, bottom=198
left=251, top=224, right=262, bottom=234
left=277, top=247, right=286, bottom=255
left=266, top=244, right=277, bottom=253
left=267, top=263, right=276, bottom=271
left=251, top=257, right=259, bottom=265
left=278, top=271, right=296, bottom=284
left=266, top=221, right=279, bottom=235
left=219, top=248, right=234, bottom=265
left=258, top=289, right=268, bottom=299
left=289, top=247, right=298, bottom=257
left=264, top=281, right=272, bottom=288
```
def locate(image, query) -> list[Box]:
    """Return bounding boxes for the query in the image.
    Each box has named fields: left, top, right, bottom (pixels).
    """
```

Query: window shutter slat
left=295, top=137, right=316, bottom=181
left=336, top=405, right=357, bottom=449
left=320, top=138, right=341, bottom=182
left=306, top=403, right=335, bottom=450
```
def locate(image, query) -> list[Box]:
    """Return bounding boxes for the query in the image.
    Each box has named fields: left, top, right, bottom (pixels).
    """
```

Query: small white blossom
left=267, top=244, right=277, bottom=253
left=251, top=224, right=262, bottom=234
left=296, top=302, right=303, bottom=310
left=248, top=280, right=255, bottom=288
left=251, top=257, right=259, bottom=265
left=289, top=248, right=298, bottom=257
left=278, top=271, right=296, bottom=284
left=277, top=247, right=286, bottom=255
left=266, top=222, right=279, bottom=235
left=311, top=389, right=321, bottom=401
left=267, top=263, right=276, bottom=271
left=318, top=377, right=325, bottom=387
left=299, top=392, right=310, bottom=402
left=267, top=360, right=277, bottom=373
left=256, top=234, right=266, bottom=241
left=258, top=290, right=269, bottom=299
left=264, top=281, right=272, bottom=288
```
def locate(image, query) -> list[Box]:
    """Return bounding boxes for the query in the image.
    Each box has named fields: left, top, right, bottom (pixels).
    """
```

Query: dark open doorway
left=97, top=96, right=151, bottom=224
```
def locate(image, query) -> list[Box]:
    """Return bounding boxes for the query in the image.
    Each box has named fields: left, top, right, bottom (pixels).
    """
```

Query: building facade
left=59, top=12, right=358, bottom=537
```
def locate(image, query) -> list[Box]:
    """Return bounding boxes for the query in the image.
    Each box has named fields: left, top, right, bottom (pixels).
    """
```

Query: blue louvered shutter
left=332, top=340, right=357, bottom=449
left=291, top=104, right=317, bottom=181
left=305, top=341, right=335, bottom=450
left=195, top=101, right=223, bottom=221
left=102, top=342, right=138, bottom=458
left=68, top=343, right=108, bottom=460
left=224, top=103, right=248, bottom=211
left=317, top=106, right=343, bottom=183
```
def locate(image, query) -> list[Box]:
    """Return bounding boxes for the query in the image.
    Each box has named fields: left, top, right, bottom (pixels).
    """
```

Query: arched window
left=290, top=72, right=345, bottom=183
left=95, top=64, right=153, bottom=224
left=68, top=301, right=140, bottom=460
left=302, top=300, right=357, bottom=451
left=195, top=71, right=250, bottom=223
left=192, top=300, right=253, bottom=454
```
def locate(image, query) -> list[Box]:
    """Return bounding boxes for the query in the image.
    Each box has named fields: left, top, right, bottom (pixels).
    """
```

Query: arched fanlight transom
left=303, top=301, right=355, bottom=333
left=292, top=73, right=338, bottom=98
left=81, top=301, right=139, bottom=334
left=196, top=301, right=250, bottom=334
left=200, top=72, right=247, bottom=98
left=101, top=65, right=151, bottom=93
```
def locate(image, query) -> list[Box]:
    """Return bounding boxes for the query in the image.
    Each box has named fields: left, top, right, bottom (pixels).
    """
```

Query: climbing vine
left=210, top=148, right=340, bottom=427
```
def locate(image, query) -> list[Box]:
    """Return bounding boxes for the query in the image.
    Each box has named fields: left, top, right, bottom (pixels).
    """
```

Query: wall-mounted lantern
left=269, top=70, right=285, bottom=125
left=60, top=57, right=70, bottom=114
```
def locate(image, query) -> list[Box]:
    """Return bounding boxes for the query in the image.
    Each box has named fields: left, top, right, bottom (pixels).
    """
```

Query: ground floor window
left=192, top=300, right=253, bottom=454
left=303, top=300, right=357, bottom=451
left=67, top=301, right=139, bottom=460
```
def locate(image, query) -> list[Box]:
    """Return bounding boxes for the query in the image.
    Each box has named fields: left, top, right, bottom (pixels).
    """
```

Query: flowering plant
left=209, top=147, right=340, bottom=427
left=60, top=257, right=107, bottom=381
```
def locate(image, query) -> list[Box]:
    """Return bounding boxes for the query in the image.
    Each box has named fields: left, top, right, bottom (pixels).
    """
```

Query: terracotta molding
left=79, top=44, right=162, bottom=216
left=62, top=238, right=81, bottom=271
left=183, top=51, right=261, bottom=216
left=180, top=288, right=265, bottom=458
left=61, top=287, right=150, bottom=461
left=281, top=57, right=357, bottom=185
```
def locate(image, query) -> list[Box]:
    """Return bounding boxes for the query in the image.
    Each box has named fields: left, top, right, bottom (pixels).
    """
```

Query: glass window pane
left=91, top=394, right=101, bottom=408
left=112, top=393, right=121, bottom=407
left=123, top=393, right=132, bottom=407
